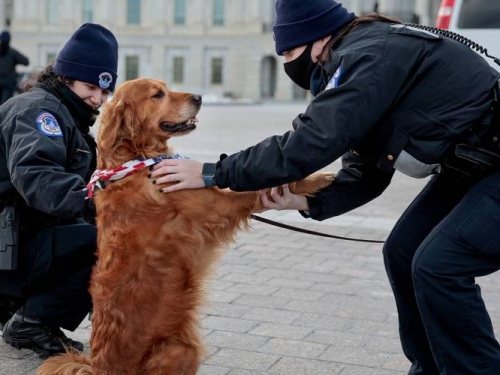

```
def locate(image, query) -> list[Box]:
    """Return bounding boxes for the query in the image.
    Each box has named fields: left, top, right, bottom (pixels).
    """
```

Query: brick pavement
left=3, top=219, right=500, bottom=375
left=1, top=103, right=500, bottom=374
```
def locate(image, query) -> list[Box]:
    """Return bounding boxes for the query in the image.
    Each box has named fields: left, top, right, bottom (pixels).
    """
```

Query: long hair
left=21, top=62, right=74, bottom=93
left=318, top=13, right=402, bottom=64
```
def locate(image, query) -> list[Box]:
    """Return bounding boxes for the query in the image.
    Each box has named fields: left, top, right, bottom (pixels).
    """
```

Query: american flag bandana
left=85, top=153, right=189, bottom=199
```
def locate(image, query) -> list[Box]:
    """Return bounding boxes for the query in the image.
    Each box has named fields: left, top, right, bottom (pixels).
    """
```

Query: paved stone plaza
left=1, top=102, right=499, bottom=374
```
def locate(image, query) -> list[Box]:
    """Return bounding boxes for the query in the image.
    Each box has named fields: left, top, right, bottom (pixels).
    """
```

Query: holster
left=479, top=79, right=500, bottom=154
left=444, top=144, right=500, bottom=178
left=444, top=80, right=500, bottom=179
left=0, top=204, right=19, bottom=271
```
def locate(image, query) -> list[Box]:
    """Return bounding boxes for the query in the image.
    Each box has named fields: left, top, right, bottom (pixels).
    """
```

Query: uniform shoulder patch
left=35, top=112, right=63, bottom=138
left=325, top=65, right=343, bottom=91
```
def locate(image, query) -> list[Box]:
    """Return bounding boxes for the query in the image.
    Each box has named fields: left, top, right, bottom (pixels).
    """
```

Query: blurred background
left=0, top=0, right=495, bottom=103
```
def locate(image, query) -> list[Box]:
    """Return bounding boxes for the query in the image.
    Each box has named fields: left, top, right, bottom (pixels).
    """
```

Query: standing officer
left=149, top=0, right=500, bottom=373
left=0, top=23, right=118, bottom=358
left=0, top=30, right=29, bottom=105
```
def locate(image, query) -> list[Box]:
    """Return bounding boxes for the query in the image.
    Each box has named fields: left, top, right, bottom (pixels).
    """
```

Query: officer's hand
left=149, top=159, right=205, bottom=193
left=257, top=184, right=309, bottom=212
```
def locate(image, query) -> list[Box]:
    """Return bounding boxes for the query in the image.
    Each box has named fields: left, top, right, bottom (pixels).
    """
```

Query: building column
left=415, top=0, right=431, bottom=26
left=0, top=1, right=4, bottom=29
left=377, top=0, right=418, bottom=23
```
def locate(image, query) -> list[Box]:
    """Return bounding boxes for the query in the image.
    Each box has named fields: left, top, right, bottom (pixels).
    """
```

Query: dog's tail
left=37, top=350, right=92, bottom=375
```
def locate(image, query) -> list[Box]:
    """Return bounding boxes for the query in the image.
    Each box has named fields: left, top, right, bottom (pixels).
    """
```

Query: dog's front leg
left=289, top=171, right=335, bottom=195
left=251, top=171, right=335, bottom=212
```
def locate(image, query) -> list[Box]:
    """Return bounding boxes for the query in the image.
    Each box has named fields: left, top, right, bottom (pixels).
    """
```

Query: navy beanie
left=0, top=30, right=10, bottom=43
left=53, top=23, right=118, bottom=92
left=273, top=0, right=355, bottom=55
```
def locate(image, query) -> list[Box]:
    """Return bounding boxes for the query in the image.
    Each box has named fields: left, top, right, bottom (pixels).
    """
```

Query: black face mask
left=283, top=44, right=316, bottom=90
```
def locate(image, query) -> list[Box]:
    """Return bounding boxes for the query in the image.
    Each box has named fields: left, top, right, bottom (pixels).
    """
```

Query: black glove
left=80, top=198, right=97, bottom=225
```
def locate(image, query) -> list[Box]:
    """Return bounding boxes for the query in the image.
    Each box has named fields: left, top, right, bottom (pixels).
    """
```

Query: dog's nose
left=191, top=95, right=202, bottom=105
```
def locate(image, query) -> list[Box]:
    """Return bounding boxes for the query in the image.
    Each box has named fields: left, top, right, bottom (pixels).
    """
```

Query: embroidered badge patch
left=325, top=65, right=343, bottom=90
left=35, top=112, right=63, bottom=138
left=98, top=72, right=113, bottom=89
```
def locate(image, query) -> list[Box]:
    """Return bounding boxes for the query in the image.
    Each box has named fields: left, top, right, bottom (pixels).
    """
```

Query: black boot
left=0, top=296, right=21, bottom=331
left=2, top=310, right=84, bottom=358
left=50, top=326, right=84, bottom=352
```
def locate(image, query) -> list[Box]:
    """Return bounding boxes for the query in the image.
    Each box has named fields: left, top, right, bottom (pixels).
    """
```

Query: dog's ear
left=97, top=98, right=140, bottom=170
left=98, top=99, right=125, bottom=153
left=98, top=98, right=139, bottom=154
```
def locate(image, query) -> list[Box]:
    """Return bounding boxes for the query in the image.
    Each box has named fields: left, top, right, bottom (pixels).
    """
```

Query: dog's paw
left=290, top=172, right=335, bottom=195
left=306, top=171, right=336, bottom=190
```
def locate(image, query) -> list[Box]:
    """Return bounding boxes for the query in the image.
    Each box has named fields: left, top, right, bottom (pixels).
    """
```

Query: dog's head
left=97, top=78, right=201, bottom=169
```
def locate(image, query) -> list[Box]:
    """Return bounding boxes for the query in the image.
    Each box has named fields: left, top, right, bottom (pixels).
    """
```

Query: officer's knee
left=411, top=247, right=436, bottom=287
left=382, top=236, right=398, bottom=265
left=382, top=236, right=412, bottom=273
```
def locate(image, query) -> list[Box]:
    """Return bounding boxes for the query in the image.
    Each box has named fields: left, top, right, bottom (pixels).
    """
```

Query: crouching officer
left=0, top=23, right=118, bottom=358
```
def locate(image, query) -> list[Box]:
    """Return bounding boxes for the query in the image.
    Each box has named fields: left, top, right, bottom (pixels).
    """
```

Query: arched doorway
left=260, top=56, right=277, bottom=99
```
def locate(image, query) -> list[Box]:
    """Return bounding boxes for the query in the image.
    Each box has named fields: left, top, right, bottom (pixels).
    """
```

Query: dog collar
left=85, top=154, right=189, bottom=199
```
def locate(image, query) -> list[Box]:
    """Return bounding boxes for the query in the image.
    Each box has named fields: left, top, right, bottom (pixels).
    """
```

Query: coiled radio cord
left=405, top=23, right=500, bottom=67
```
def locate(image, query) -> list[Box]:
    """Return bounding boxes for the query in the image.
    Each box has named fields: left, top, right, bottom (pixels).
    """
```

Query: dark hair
left=21, top=62, right=74, bottom=92
left=318, top=13, right=402, bottom=64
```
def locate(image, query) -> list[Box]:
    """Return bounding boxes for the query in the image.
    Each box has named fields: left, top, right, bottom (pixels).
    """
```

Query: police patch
left=98, top=72, right=113, bottom=89
left=35, top=112, right=63, bottom=138
left=325, top=65, right=343, bottom=90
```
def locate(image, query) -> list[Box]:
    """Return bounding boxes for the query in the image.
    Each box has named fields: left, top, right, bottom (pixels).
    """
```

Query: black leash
left=251, top=214, right=385, bottom=244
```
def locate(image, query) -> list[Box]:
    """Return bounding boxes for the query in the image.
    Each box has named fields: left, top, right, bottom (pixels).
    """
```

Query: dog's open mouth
left=160, top=117, right=198, bottom=133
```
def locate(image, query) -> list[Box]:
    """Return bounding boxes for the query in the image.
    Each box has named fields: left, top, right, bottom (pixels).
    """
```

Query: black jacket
left=0, top=84, right=96, bottom=297
left=214, top=22, right=500, bottom=220
left=0, top=85, right=93, bottom=222
left=0, top=47, right=29, bottom=86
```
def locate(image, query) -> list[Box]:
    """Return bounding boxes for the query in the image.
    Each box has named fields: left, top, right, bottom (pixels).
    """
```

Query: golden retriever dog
left=37, top=78, right=334, bottom=375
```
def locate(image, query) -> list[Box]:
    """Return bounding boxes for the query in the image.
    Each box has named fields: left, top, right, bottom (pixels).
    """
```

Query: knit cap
left=53, top=23, right=118, bottom=91
left=0, top=30, right=10, bottom=43
left=273, top=0, right=355, bottom=55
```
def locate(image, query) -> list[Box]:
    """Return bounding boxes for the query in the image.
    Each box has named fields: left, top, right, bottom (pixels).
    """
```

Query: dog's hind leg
left=141, top=342, right=201, bottom=375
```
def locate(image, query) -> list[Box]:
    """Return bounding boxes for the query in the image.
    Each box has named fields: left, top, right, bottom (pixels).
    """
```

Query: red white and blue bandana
left=85, top=154, right=188, bottom=199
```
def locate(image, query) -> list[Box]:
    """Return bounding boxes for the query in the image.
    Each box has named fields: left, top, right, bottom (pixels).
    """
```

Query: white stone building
left=1, top=0, right=442, bottom=101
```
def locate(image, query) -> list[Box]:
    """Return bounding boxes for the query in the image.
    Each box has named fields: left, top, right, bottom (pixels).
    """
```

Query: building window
left=82, top=0, right=93, bottom=22
left=39, top=45, right=59, bottom=66
left=125, top=55, right=140, bottom=80
left=174, top=0, right=186, bottom=25
left=211, top=57, right=223, bottom=84
left=46, top=0, right=58, bottom=24
left=172, top=56, right=184, bottom=84
left=213, top=0, right=224, bottom=26
left=46, top=52, right=57, bottom=65
left=127, top=0, right=141, bottom=25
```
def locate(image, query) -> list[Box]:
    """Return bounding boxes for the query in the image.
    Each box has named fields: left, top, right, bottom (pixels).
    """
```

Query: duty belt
left=444, top=80, right=500, bottom=178
left=443, top=143, right=500, bottom=179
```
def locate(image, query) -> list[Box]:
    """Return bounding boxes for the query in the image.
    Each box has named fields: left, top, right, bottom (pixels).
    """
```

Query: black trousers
left=19, top=223, right=96, bottom=331
left=383, top=171, right=500, bottom=374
